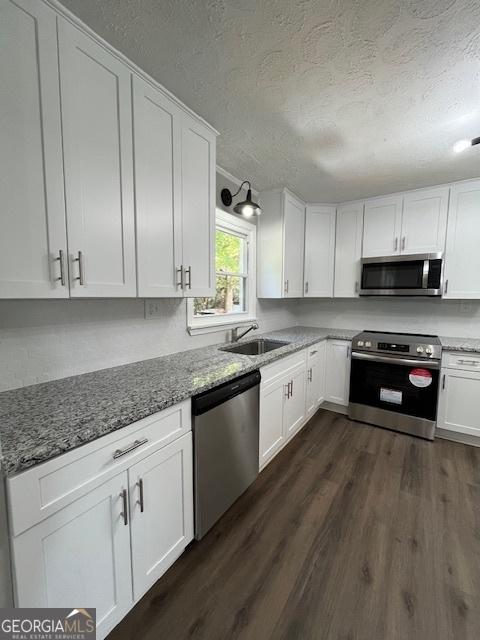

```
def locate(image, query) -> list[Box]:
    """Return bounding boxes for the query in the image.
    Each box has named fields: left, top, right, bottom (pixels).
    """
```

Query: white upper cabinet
left=362, top=187, right=449, bottom=259
left=283, top=193, right=306, bottom=297
left=58, top=20, right=136, bottom=297
left=401, top=187, right=449, bottom=254
left=444, top=180, right=480, bottom=299
left=133, top=77, right=183, bottom=298
left=362, top=195, right=402, bottom=257
left=304, top=205, right=336, bottom=297
left=180, top=114, right=216, bottom=298
left=0, top=0, right=68, bottom=298
left=257, top=189, right=305, bottom=298
left=334, top=202, right=364, bottom=297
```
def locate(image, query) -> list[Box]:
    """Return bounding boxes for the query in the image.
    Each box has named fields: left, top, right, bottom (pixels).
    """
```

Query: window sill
left=187, top=317, right=258, bottom=336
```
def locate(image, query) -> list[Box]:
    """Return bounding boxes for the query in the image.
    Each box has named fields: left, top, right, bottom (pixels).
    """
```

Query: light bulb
left=453, top=139, right=471, bottom=153
left=242, top=205, right=254, bottom=217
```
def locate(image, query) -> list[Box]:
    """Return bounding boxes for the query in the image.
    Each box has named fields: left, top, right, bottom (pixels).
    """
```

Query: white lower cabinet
left=13, top=472, right=133, bottom=639
left=259, top=377, right=286, bottom=468
left=284, top=363, right=307, bottom=440
left=325, top=340, right=351, bottom=406
left=259, top=351, right=307, bottom=469
left=437, top=355, right=480, bottom=438
left=8, top=404, right=194, bottom=640
left=306, top=342, right=326, bottom=419
left=129, top=434, right=193, bottom=600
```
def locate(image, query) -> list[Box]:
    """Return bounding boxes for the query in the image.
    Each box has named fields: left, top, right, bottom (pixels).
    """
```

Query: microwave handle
left=422, top=260, right=429, bottom=289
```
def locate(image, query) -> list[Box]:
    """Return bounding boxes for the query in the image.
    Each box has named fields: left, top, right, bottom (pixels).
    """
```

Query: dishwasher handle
left=192, top=370, right=261, bottom=416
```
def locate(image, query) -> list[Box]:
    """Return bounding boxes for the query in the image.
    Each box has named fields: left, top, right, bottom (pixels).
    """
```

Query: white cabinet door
left=325, top=340, right=351, bottom=406
left=401, top=187, right=449, bottom=255
left=444, top=180, right=480, bottom=299
left=259, top=378, right=286, bottom=469
left=283, top=193, right=305, bottom=297
left=181, top=114, right=216, bottom=297
left=304, top=205, right=336, bottom=297
left=284, top=363, right=307, bottom=440
left=0, top=0, right=68, bottom=298
left=13, top=472, right=132, bottom=640
left=437, top=369, right=480, bottom=437
left=306, top=341, right=326, bottom=419
left=334, top=202, right=364, bottom=297
left=362, top=196, right=402, bottom=258
left=58, top=20, right=136, bottom=297
left=133, top=77, right=183, bottom=298
left=129, top=433, right=193, bottom=601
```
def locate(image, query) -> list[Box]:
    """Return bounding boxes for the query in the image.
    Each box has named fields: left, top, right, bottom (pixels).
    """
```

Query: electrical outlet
left=144, top=300, right=164, bottom=319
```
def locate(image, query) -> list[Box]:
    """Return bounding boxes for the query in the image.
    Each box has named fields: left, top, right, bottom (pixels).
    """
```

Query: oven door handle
left=351, top=351, right=440, bottom=370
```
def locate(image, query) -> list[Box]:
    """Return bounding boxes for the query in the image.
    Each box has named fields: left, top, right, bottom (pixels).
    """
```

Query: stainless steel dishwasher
left=192, top=370, right=260, bottom=540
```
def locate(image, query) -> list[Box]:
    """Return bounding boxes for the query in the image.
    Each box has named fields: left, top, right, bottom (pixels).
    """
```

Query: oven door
left=360, top=254, right=443, bottom=296
left=348, top=352, right=440, bottom=439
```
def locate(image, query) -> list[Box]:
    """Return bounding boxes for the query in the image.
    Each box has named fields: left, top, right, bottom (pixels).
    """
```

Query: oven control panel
left=352, top=333, right=442, bottom=360
left=378, top=342, right=409, bottom=353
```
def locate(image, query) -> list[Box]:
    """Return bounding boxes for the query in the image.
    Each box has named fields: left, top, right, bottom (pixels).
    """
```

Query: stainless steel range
left=348, top=331, right=442, bottom=440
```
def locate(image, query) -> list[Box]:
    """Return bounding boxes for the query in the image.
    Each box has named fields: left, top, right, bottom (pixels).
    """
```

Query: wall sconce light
left=453, top=136, right=480, bottom=153
left=221, top=180, right=262, bottom=217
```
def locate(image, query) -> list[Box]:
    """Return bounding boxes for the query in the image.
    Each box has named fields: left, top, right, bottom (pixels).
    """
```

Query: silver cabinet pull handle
left=457, top=359, right=480, bottom=366
left=120, top=489, right=128, bottom=526
left=442, top=374, right=446, bottom=390
left=176, top=265, right=184, bottom=289
left=290, top=380, right=293, bottom=396
left=347, top=346, right=350, bottom=358
left=401, top=236, right=406, bottom=251
left=137, top=478, right=144, bottom=513
left=284, top=384, right=290, bottom=399
left=74, top=251, right=85, bottom=285
left=185, top=266, right=192, bottom=289
left=394, top=237, right=398, bottom=252
left=55, top=250, right=66, bottom=286
left=444, top=279, right=449, bottom=294
left=310, top=350, right=318, bottom=356
left=113, top=437, right=148, bottom=460
left=305, top=281, right=309, bottom=294
left=284, top=280, right=289, bottom=294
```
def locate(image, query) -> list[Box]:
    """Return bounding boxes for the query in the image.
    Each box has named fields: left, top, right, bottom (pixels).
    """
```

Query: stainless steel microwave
left=360, top=253, right=443, bottom=296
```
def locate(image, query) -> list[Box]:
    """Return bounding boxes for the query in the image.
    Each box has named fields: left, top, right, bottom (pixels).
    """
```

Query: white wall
left=297, top=297, right=480, bottom=338
left=0, top=298, right=296, bottom=391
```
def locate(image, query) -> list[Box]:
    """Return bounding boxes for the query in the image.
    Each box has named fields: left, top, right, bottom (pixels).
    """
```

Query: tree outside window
left=194, top=228, right=247, bottom=316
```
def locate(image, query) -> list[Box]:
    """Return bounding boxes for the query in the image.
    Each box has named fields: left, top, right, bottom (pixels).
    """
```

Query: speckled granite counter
left=0, top=326, right=357, bottom=477
left=439, top=336, right=480, bottom=354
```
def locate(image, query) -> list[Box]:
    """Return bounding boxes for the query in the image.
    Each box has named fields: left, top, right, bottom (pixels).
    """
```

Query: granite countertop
left=0, top=326, right=357, bottom=477
left=439, top=336, right=480, bottom=353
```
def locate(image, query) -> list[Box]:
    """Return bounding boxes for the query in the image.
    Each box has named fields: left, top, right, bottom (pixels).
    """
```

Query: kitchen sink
left=221, top=339, right=290, bottom=356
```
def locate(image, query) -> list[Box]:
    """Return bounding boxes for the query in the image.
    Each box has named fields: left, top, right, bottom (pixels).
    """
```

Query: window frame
left=187, top=209, right=256, bottom=335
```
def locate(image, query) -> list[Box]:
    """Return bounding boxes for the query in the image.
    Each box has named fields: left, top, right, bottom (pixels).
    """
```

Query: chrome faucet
left=231, top=322, right=259, bottom=342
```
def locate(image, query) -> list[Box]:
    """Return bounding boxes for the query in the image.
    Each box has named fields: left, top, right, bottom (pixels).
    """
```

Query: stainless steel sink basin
left=221, top=339, right=290, bottom=356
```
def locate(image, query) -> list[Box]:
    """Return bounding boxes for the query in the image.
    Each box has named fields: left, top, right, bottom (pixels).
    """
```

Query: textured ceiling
left=58, top=0, right=480, bottom=202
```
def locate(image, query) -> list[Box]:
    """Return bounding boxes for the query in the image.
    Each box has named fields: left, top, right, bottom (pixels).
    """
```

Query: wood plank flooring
left=108, top=410, right=480, bottom=640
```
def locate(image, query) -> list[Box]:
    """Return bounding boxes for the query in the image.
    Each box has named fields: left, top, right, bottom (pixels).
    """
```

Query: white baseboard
left=436, top=428, right=480, bottom=448
left=321, top=401, right=348, bottom=415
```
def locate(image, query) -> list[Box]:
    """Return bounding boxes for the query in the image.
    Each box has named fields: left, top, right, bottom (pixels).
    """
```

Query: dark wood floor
left=109, top=410, right=480, bottom=640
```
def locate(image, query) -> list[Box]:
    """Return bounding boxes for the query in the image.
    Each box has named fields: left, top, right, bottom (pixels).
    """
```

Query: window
left=187, top=209, right=256, bottom=333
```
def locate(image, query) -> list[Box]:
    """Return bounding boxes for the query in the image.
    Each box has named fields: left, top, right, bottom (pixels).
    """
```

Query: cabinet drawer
left=307, top=341, right=325, bottom=365
left=443, top=352, right=480, bottom=371
left=261, top=349, right=307, bottom=387
left=8, top=400, right=191, bottom=536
